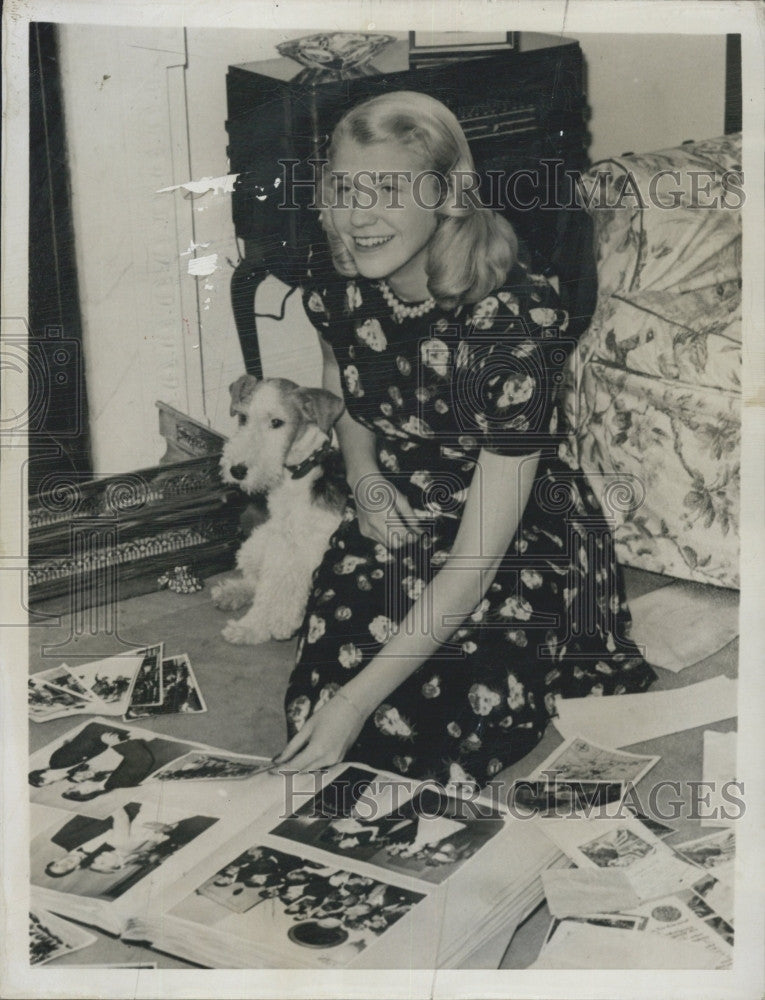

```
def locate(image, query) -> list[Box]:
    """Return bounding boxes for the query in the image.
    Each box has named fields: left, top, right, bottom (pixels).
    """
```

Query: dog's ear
left=229, top=374, right=258, bottom=416
left=293, top=387, right=345, bottom=433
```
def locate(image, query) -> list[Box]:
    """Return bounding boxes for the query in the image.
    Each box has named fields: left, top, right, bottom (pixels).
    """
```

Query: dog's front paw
left=211, top=579, right=252, bottom=612
left=222, top=618, right=269, bottom=646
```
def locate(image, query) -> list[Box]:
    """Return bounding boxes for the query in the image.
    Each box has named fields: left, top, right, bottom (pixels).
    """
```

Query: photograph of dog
left=213, top=375, right=346, bottom=645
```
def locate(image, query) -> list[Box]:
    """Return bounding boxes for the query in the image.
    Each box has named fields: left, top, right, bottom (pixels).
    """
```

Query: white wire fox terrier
left=212, top=374, right=346, bottom=645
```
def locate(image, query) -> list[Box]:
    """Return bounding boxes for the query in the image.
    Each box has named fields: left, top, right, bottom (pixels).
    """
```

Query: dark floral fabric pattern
left=286, top=268, right=657, bottom=790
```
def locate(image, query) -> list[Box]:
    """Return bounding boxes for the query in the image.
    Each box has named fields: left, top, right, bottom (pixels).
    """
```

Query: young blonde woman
left=274, top=91, right=656, bottom=789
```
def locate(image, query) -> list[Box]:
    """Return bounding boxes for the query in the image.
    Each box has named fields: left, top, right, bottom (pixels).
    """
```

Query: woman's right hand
left=351, top=470, right=425, bottom=547
left=332, top=407, right=426, bottom=546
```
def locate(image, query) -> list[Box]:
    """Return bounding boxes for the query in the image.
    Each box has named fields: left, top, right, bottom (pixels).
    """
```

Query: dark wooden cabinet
left=226, top=36, right=592, bottom=374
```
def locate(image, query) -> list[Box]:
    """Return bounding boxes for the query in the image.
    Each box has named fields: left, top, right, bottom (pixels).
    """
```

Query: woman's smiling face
left=328, top=138, right=440, bottom=300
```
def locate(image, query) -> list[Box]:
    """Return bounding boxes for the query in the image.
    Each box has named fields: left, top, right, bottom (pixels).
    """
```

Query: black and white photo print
left=4, top=0, right=763, bottom=992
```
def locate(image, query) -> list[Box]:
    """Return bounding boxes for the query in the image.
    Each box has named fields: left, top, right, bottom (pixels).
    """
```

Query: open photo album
left=29, top=719, right=564, bottom=969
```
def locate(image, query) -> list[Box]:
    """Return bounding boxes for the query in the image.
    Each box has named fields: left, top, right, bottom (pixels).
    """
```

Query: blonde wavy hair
left=318, top=91, right=518, bottom=309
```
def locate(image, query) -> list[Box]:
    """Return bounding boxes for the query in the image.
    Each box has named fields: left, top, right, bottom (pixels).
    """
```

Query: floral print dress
left=284, top=265, right=657, bottom=790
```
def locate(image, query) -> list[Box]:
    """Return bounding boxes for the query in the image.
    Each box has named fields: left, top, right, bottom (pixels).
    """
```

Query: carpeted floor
left=28, top=563, right=739, bottom=969
left=28, top=564, right=738, bottom=762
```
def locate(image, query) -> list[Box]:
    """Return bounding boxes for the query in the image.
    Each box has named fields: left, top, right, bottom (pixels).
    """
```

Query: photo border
left=2, top=1, right=764, bottom=998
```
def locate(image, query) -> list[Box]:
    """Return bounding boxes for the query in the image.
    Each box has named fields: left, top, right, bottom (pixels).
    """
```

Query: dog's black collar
left=285, top=438, right=334, bottom=479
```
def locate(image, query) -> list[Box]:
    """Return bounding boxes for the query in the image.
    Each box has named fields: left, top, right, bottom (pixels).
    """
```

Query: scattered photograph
left=580, top=827, right=656, bottom=869
left=34, top=665, right=97, bottom=701
left=641, top=890, right=734, bottom=965
left=704, top=913, right=735, bottom=947
left=533, top=736, right=659, bottom=785
left=29, top=720, right=199, bottom=812
left=125, top=645, right=164, bottom=707
left=66, top=653, right=144, bottom=713
left=626, top=809, right=675, bottom=839
left=150, top=751, right=270, bottom=783
left=544, top=911, right=647, bottom=948
left=509, top=779, right=623, bottom=816
left=687, top=893, right=715, bottom=920
left=676, top=830, right=735, bottom=871
left=31, top=801, right=218, bottom=901
left=692, top=872, right=735, bottom=925
left=270, top=766, right=505, bottom=886
left=125, top=654, right=206, bottom=720
left=172, top=843, right=424, bottom=966
left=29, top=909, right=96, bottom=966
left=28, top=678, right=93, bottom=722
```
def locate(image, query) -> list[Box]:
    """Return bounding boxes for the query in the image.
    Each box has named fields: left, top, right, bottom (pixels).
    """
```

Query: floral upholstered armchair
left=560, top=134, right=742, bottom=589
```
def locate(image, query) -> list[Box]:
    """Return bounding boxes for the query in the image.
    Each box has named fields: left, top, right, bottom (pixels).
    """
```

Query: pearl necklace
left=377, top=280, right=436, bottom=322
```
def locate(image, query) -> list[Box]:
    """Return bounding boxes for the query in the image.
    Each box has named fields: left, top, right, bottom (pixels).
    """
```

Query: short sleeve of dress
left=454, top=267, right=571, bottom=457
left=302, top=282, right=333, bottom=340
left=302, top=277, right=370, bottom=360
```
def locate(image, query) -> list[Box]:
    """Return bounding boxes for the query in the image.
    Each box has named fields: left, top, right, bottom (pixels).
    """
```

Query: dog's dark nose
left=229, top=464, right=248, bottom=481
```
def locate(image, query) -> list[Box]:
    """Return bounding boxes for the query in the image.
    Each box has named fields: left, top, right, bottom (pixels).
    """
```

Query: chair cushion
left=561, top=135, right=742, bottom=588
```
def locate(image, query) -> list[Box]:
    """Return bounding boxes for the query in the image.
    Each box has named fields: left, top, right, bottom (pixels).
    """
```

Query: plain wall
left=58, top=25, right=192, bottom=474
left=183, top=28, right=345, bottom=433
left=571, top=33, right=727, bottom=161
left=57, top=28, right=728, bottom=471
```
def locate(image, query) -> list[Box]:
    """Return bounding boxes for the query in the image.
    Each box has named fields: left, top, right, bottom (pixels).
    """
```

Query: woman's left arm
left=275, top=447, right=540, bottom=772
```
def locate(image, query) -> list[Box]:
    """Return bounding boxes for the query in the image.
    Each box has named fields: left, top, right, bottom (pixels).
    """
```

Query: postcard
left=66, top=653, right=144, bottom=716
left=28, top=677, right=95, bottom=723
left=33, top=664, right=98, bottom=701
left=543, top=817, right=701, bottom=901
left=674, top=829, right=735, bottom=878
left=633, top=889, right=733, bottom=967
left=29, top=908, right=96, bottom=966
left=690, top=871, right=735, bottom=927
left=124, top=644, right=164, bottom=707
left=530, top=735, right=659, bottom=786
left=542, top=911, right=648, bottom=950
left=124, top=654, right=206, bottom=720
